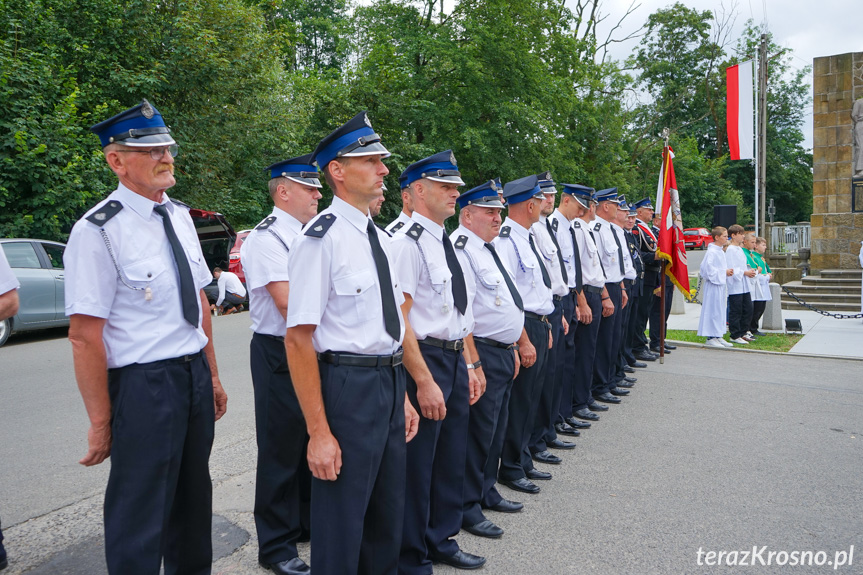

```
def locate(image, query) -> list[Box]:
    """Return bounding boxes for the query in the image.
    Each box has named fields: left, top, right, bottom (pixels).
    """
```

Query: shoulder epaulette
left=573, top=220, right=581, bottom=229
left=256, top=215, right=277, bottom=230
left=376, top=223, right=392, bottom=237
left=86, top=200, right=124, bottom=226
left=406, top=223, right=424, bottom=241
left=170, top=198, right=191, bottom=210
left=390, top=221, right=406, bottom=233
left=551, top=218, right=559, bottom=232
left=594, top=223, right=602, bottom=231
left=499, top=226, right=511, bottom=238
left=304, top=213, right=337, bottom=238
left=454, top=235, right=468, bottom=250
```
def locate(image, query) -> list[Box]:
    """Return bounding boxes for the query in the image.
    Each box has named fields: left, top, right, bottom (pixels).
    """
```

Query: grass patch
left=660, top=329, right=804, bottom=353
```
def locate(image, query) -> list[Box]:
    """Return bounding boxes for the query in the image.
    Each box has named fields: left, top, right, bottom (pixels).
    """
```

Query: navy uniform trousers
left=649, top=276, right=674, bottom=349
left=498, top=316, right=549, bottom=483
left=401, top=344, right=469, bottom=574
left=105, top=352, right=214, bottom=575
left=592, top=283, right=624, bottom=396
left=570, top=290, right=603, bottom=414
left=613, top=281, right=638, bottom=383
left=528, top=298, right=564, bottom=457
left=551, top=292, right=577, bottom=429
left=462, top=341, right=516, bottom=527
left=312, top=360, right=406, bottom=575
left=249, top=333, right=311, bottom=565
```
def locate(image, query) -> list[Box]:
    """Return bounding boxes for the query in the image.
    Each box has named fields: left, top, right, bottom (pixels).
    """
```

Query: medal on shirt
left=495, top=291, right=502, bottom=306
left=145, top=286, right=153, bottom=301
left=442, top=303, right=450, bottom=314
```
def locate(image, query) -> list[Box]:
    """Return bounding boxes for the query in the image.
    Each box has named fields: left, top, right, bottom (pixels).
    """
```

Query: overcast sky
left=590, top=0, right=861, bottom=150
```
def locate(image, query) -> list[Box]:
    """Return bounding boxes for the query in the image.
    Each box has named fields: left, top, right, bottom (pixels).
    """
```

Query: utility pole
left=757, top=33, right=768, bottom=238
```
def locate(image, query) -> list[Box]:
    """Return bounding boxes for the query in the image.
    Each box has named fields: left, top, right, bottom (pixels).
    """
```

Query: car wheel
left=0, top=318, right=11, bottom=347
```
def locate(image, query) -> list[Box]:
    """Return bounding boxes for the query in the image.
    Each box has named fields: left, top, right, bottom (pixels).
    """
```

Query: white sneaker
left=719, top=339, right=733, bottom=347
left=731, top=337, right=749, bottom=344
left=705, top=338, right=725, bottom=348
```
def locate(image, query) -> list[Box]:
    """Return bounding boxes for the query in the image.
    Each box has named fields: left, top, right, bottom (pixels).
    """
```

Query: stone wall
left=810, top=52, right=863, bottom=271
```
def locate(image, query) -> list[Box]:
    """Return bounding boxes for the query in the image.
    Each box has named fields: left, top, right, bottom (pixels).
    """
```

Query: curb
left=665, top=339, right=863, bottom=362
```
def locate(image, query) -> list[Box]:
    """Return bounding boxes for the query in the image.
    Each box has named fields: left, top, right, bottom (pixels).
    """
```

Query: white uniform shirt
left=725, top=244, right=750, bottom=295
left=241, top=207, right=302, bottom=336
left=451, top=225, right=524, bottom=344
left=64, top=184, right=211, bottom=368
left=286, top=195, right=405, bottom=354
left=391, top=212, right=472, bottom=341
left=575, top=217, right=606, bottom=288
left=531, top=216, right=569, bottom=297
left=215, top=271, right=246, bottom=305
left=590, top=216, right=625, bottom=284
left=550, top=210, right=578, bottom=290
left=386, top=211, right=413, bottom=235
left=0, top=247, right=20, bottom=295
left=617, top=224, right=636, bottom=280
left=493, top=217, right=554, bottom=316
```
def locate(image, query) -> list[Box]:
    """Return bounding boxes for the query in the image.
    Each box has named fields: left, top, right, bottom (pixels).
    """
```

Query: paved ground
left=1, top=315, right=862, bottom=574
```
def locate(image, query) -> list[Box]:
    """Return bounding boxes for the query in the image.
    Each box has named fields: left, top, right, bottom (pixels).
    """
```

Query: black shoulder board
left=573, top=220, right=581, bottom=229
left=390, top=221, right=406, bottom=233
left=256, top=215, right=277, bottom=231
left=499, top=226, right=511, bottom=238
left=406, top=223, right=424, bottom=241
left=86, top=200, right=123, bottom=226
left=304, top=213, right=337, bottom=238
left=170, top=198, right=191, bottom=209
left=376, top=223, right=392, bottom=237
left=454, top=235, right=468, bottom=250
left=594, top=223, right=602, bottom=231
left=551, top=218, right=559, bottom=232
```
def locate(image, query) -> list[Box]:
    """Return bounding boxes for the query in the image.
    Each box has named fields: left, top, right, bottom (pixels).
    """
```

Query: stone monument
left=810, top=52, right=863, bottom=270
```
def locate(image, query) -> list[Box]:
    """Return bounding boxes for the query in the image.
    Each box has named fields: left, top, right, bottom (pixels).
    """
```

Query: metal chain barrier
left=687, top=274, right=703, bottom=305
left=780, top=285, right=863, bottom=319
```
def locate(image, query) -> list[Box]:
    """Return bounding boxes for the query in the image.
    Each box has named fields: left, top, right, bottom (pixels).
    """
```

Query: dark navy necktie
left=442, top=232, right=468, bottom=315
left=528, top=234, right=552, bottom=289
left=569, top=227, right=584, bottom=292
left=153, top=203, right=199, bottom=327
left=484, top=242, right=524, bottom=311
left=366, top=219, right=401, bottom=341
left=545, top=219, right=568, bottom=283
left=609, top=225, right=626, bottom=274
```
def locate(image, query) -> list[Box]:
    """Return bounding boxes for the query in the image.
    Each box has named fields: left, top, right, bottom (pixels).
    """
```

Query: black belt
left=474, top=337, right=515, bottom=350
left=524, top=311, right=549, bottom=322
left=569, top=288, right=581, bottom=295
left=255, top=332, right=284, bottom=342
left=553, top=294, right=562, bottom=301
left=419, top=336, right=464, bottom=351
left=584, top=285, right=603, bottom=294
left=111, top=350, right=203, bottom=373
left=317, top=350, right=404, bottom=367
left=624, top=279, right=635, bottom=287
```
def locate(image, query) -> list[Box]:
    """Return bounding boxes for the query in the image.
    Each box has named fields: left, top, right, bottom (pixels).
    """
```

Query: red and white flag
left=727, top=60, right=754, bottom=160
left=655, top=146, right=690, bottom=295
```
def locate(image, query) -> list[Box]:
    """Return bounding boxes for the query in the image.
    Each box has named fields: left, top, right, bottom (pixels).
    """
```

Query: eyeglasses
left=115, top=144, right=179, bottom=160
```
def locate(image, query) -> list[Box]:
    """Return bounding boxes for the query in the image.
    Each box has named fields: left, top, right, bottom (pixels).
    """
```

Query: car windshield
left=683, top=230, right=698, bottom=236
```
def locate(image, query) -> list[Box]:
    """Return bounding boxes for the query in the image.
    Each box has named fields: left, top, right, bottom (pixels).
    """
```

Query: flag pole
left=659, top=128, right=670, bottom=365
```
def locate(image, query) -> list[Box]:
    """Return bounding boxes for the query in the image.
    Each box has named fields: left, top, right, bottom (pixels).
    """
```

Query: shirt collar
left=411, top=211, right=444, bottom=241
left=330, top=195, right=371, bottom=233
left=272, top=206, right=303, bottom=235
left=115, top=183, right=174, bottom=220
left=503, top=217, right=530, bottom=239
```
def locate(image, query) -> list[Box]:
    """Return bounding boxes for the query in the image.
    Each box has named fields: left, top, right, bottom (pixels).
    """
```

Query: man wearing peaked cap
left=286, top=112, right=420, bottom=575
left=606, top=200, right=639, bottom=393
left=526, top=173, right=575, bottom=471
left=491, top=175, right=555, bottom=496
left=452, top=179, right=527, bottom=540
left=631, top=198, right=660, bottom=361
left=240, top=153, right=323, bottom=575
left=64, top=99, right=227, bottom=575
left=390, top=151, right=486, bottom=572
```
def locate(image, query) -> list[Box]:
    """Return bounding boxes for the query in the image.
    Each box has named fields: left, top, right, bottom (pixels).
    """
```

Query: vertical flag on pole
left=655, top=146, right=691, bottom=295
left=727, top=60, right=755, bottom=160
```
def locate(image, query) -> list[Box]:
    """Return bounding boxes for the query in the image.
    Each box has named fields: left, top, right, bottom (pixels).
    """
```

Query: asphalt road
left=1, top=314, right=861, bottom=574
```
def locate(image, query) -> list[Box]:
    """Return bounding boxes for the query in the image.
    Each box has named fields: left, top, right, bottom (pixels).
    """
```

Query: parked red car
left=228, top=230, right=251, bottom=283
left=683, top=227, right=713, bottom=250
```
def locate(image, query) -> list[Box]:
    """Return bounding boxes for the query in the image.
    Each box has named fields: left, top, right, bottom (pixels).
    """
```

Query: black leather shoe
left=623, top=376, right=637, bottom=383
left=594, top=392, right=622, bottom=404
left=260, top=557, right=311, bottom=575
left=555, top=422, right=580, bottom=437
left=622, top=365, right=635, bottom=373
left=665, top=343, right=677, bottom=350
left=574, top=408, right=600, bottom=420
left=630, top=360, right=647, bottom=368
left=547, top=437, right=576, bottom=450
left=484, top=498, right=523, bottom=513
left=504, top=477, right=540, bottom=493
left=609, top=387, right=629, bottom=396
left=526, top=468, right=552, bottom=480
left=616, top=380, right=634, bottom=388
left=463, top=519, right=504, bottom=539
left=564, top=416, right=591, bottom=429
left=587, top=402, right=609, bottom=412
left=649, top=346, right=663, bottom=354
left=634, top=351, right=657, bottom=361
left=0, top=557, right=7, bottom=571
left=430, top=549, right=487, bottom=570
left=532, top=450, right=562, bottom=464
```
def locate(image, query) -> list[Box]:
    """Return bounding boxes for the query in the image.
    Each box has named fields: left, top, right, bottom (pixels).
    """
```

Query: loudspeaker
left=713, top=205, right=737, bottom=229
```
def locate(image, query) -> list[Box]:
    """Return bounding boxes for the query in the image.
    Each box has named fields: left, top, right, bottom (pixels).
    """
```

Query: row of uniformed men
left=242, top=112, right=676, bottom=575
left=62, top=100, right=674, bottom=575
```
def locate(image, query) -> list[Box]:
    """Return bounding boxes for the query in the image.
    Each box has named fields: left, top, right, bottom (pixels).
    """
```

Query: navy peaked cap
left=562, top=183, right=595, bottom=209
left=634, top=198, right=654, bottom=210
left=503, top=175, right=543, bottom=205
left=90, top=99, right=175, bottom=148
left=457, top=178, right=504, bottom=208
left=595, top=188, right=620, bottom=203
left=400, top=150, right=464, bottom=188
left=312, top=111, right=390, bottom=169
left=267, top=153, right=321, bottom=188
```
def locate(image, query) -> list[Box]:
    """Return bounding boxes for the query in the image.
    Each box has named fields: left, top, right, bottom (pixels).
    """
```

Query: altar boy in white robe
left=698, top=227, right=734, bottom=348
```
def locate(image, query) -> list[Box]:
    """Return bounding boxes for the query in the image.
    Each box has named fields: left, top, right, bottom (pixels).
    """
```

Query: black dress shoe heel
left=485, top=498, right=523, bottom=513
left=532, top=450, right=562, bottom=464
left=463, top=519, right=504, bottom=539
left=260, top=557, right=311, bottom=575
left=526, top=468, right=552, bottom=480
left=430, top=549, right=487, bottom=570
left=504, top=477, right=540, bottom=494
left=547, top=438, right=576, bottom=450
left=586, top=402, right=608, bottom=412
left=593, top=392, right=622, bottom=404
left=555, top=422, right=581, bottom=436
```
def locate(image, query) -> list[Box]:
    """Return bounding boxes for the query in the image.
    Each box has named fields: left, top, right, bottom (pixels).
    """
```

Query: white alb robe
left=698, top=243, right=729, bottom=338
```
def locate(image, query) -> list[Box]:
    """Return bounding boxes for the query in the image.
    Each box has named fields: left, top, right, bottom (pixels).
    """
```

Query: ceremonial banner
left=727, top=61, right=755, bottom=160
left=655, top=146, right=691, bottom=295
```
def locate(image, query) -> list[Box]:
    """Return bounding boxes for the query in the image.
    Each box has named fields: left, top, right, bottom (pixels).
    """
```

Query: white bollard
left=671, top=286, right=686, bottom=315
left=760, top=283, right=784, bottom=330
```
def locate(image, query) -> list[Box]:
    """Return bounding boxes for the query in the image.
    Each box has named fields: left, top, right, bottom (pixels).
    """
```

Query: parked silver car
left=0, top=239, right=68, bottom=346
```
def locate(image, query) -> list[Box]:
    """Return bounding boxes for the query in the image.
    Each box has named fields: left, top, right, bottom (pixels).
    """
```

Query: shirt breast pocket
left=120, top=257, right=168, bottom=305
left=428, top=265, right=452, bottom=300
left=333, top=270, right=379, bottom=324
left=478, top=270, right=504, bottom=291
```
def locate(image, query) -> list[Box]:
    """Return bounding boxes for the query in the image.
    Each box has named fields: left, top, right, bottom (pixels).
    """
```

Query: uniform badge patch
left=86, top=200, right=124, bottom=226
left=364, top=113, right=373, bottom=128
left=304, top=214, right=337, bottom=238
left=256, top=215, right=277, bottom=230
left=551, top=219, right=559, bottom=232
left=450, top=151, right=457, bottom=166
left=406, top=223, right=424, bottom=241
left=141, top=99, right=155, bottom=119
left=573, top=221, right=581, bottom=229
left=594, top=223, right=602, bottom=231
left=499, top=226, right=511, bottom=238
left=454, top=235, right=468, bottom=250
left=390, top=221, right=406, bottom=233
